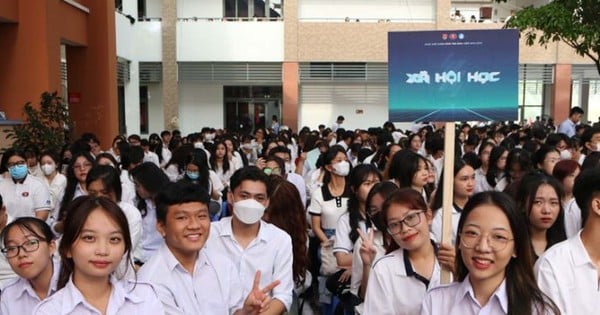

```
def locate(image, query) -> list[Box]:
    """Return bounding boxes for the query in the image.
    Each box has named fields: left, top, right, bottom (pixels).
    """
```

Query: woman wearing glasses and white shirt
left=363, top=188, right=455, bottom=315
left=421, top=191, right=560, bottom=315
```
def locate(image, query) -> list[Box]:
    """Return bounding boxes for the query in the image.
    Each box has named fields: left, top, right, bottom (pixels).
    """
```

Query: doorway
left=224, top=86, right=282, bottom=134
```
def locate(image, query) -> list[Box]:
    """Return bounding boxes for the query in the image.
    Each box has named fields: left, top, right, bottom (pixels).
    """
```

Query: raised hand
left=242, top=270, right=281, bottom=315
left=357, top=228, right=377, bottom=267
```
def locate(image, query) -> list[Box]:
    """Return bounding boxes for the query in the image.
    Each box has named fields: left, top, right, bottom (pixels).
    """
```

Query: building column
left=66, top=1, right=118, bottom=146
left=162, top=0, right=178, bottom=131
left=283, top=62, right=299, bottom=132
left=551, top=64, right=572, bottom=123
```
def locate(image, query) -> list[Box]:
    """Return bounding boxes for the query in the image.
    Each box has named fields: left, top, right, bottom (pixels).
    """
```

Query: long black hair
left=347, top=164, right=382, bottom=244
left=130, top=162, right=170, bottom=217
left=456, top=191, right=560, bottom=315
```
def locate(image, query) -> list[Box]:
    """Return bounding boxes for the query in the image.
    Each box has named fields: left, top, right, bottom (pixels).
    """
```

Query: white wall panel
left=178, top=21, right=284, bottom=62
left=179, top=83, right=224, bottom=134
left=177, top=0, right=223, bottom=17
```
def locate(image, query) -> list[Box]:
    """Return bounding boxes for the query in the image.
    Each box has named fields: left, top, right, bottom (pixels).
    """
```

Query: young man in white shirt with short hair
left=207, top=167, right=294, bottom=315
left=138, top=181, right=279, bottom=315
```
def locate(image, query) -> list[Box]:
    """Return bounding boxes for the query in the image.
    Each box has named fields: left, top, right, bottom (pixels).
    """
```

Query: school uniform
left=333, top=212, right=367, bottom=255
left=431, top=204, right=462, bottom=245
left=0, top=259, right=59, bottom=315
left=33, top=276, right=164, bottom=315
left=118, top=201, right=143, bottom=253
left=421, top=278, right=508, bottom=315
left=535, top=231, right=600, bottom=315
left=363, top=247, right=441, bottom=315
left=0, top=175, right=51, bottom=220
left=135, top=199, right=164, bottom=264
left=350, top=229, right=385, bottom=296
left=138, top=244, right=243, bottom=315
left=143, top=151, right=160, bottom=167
left=308, top=185, right=352, bottom=231
left=41, top=173, right=67, bottom=209
left=119, top=170, right=136, bottom=206
left=207, top=217, right=294, bottom=312
left=562, top=198, right=582, bottom=238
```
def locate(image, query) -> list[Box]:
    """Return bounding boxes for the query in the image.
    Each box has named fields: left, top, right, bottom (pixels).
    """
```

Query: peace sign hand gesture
left=241, top=270, right=281, bottom=315
left=357, top=228, right=377, bottom=267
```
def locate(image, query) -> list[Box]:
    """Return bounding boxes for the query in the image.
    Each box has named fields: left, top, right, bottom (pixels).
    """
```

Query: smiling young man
left=138, top=181, right=278, bottom=315
left=207, top=167, right=293, bottom=315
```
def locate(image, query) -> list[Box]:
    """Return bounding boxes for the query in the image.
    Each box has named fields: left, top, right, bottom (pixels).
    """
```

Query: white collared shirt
left=1, top=259, right=59, bottom=314
left=138, top=244, right=243, bottom=315
left=119, top=170, right=136, bottom=206
left=421, top=278, right=508, bottom=315
left=41, top=173, right=67, bottom=209
left=207, top=217, right=294, bottom=311
left=333, top=212, right=367, bottom=254
left=33, top=276, right=164, bottom=315
left=535, top=231, right=600, bottom=315
left=562, top=198, right=582, bottom=238
left=0, top=175, right=51, bottom=220
left=431, top=204, right=462, bottom=245
left=350, top=229, right=386, bottom=296
left=118, top=201, right=143, bottom=254
left=364, top=247, right=442, bottom=315
left=135, top=199, right=164, bottom=263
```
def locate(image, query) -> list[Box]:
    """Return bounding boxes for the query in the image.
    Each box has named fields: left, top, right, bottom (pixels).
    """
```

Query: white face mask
left=233, top=198, right=266, bottom=225
left=332, top=161, right=350, bottom=177
left=193, top=142, right=204, bottom=149
left=41, top=163, right=56, bottom=176
left=560, top=149, right=572, bottom=160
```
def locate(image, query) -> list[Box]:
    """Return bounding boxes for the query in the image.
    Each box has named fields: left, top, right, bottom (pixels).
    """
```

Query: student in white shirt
left=141, top=139, right=161, bottom=167
left=210, top=140, right=240, bottom=192
left=474, top=141, right=495, bottom=193
left=138, top=181, right=279, bottom=315
left=207, top=167, right=293, bottom=314
left=351, top=182, right=397, bottom=308
left=482, top=146, right=509, bottom=192
left=552, top=159, right=582, bottom=237
left=39, top=151, right=67, bottom=212
left=0, top=217, right=58, bottom=314
left=268, top=146, right=308, bottom=208
left=180, top=149, right=223, bottom=202
left=363, top=188, right=454, bottom=315
left=130, top=163, right=171, bottom=264
left=0, top=148, right=52, bottom=221
left=515, top=173, right=566, bottom=259
left=34, top=196, right=165, bottom=314
left=422, top=191, right=560, bottom=315
left=431, top=160, right=476, bottom=245
left=86, top=165, right=143, bottom=260
left=535, top=168, right=600, bottom=314
left=388, top=150, right=430, bottom=203
left=54, top=151, right=95, bottom=233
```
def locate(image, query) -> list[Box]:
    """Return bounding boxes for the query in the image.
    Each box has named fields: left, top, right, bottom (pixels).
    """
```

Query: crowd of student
left=0, top=106, right=598, bottom=314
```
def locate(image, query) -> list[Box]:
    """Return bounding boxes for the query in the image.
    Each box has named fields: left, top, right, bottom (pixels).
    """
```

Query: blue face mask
left=9, top=164, right=28, bottom=180
left=186, top=171, right=199, bottom=180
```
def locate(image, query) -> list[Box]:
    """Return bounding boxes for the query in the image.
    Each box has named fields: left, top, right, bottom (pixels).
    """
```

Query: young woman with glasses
left=362, top=188, right=454, bottom=315
left=0, top=217, right=58, bottom=314
left=422, top=191, right=560, bottom=315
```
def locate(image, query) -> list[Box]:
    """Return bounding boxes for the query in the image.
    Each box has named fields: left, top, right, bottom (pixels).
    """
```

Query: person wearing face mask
left=350, top=181, right=398, bottom=311
left=207, top=167, right=293, bottom=315
left=38, top=151, right=67, bottom=220
left=180, top=149, right=224, bottom=219
left=0, top=148, right=52, bottom=221
left=307, top=146, right=352, bottom=314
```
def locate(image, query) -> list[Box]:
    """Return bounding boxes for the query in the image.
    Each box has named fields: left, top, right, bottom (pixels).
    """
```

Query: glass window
left=588, top=80, right=600, bottom=124
left=224, top=0, right=282, bottom=19
left=518, top=80, right=543, bottom=123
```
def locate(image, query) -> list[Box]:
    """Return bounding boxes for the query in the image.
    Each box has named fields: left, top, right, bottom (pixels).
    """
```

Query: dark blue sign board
left=388, top=29, right=519, bottom=122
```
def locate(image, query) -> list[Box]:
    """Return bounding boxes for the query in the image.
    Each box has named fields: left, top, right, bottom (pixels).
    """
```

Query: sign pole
left=440, top=122, right=455, bottom=284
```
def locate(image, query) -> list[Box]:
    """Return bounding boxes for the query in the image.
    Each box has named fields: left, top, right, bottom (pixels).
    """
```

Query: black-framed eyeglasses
left=386, top=210, right=424, bottom=235
left=460, top=230, right=514, bottom=252
left=1, top=239, right=41, bottom=258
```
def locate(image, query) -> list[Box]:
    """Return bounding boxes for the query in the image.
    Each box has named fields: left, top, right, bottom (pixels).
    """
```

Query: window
left=518, top=80, right=543, bottom=123
left=224, top=0, right=282, bottom=19
left=139, top=86, right=149, bottom=134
